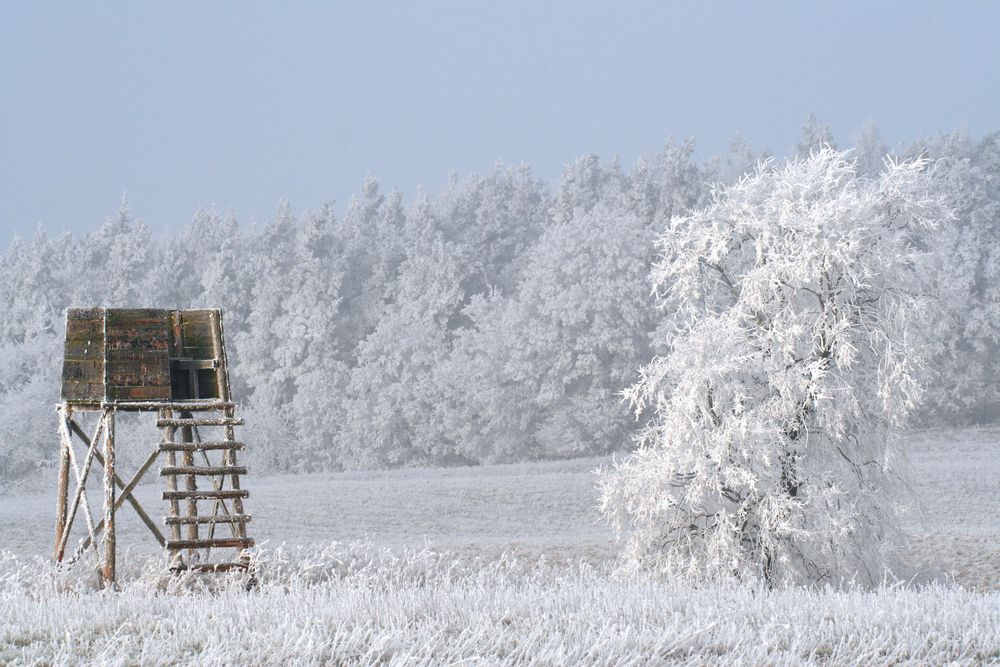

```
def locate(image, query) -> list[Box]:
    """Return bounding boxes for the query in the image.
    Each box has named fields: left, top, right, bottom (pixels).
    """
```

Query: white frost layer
left=2, top=544, right=999, bottom=666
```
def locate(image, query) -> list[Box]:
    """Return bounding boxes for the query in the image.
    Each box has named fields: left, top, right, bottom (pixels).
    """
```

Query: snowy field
left=1, top=426, right=1000, bottom=664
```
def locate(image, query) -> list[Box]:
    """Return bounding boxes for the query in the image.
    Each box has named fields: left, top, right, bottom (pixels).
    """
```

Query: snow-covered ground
left=3, top=544, right=1000, bottom=666
left=1, top=426, right=999, bottom=664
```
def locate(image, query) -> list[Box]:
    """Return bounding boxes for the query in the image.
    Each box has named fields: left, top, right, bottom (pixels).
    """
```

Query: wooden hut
left=54, top=307, right=253, bottom=585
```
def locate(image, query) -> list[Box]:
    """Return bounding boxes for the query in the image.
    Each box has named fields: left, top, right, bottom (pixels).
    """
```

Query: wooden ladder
left=157, top=404, right=254, bottom=574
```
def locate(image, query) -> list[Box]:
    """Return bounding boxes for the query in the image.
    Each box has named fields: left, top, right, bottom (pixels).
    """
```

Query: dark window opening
left=171, top=366, right=194, bottom=400
left=197, top=369, right=219, bottom=399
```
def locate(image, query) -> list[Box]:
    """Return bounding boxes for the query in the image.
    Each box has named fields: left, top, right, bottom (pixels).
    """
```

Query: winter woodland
left=1, top=118, right=997, bottom=489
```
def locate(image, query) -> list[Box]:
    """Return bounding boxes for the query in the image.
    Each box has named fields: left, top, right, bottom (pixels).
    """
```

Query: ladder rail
left=161, top=408, right=183, bottom=569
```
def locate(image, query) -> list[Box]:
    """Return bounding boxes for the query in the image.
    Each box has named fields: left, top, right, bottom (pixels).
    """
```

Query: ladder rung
left=110, top=400, right=235, bottom=411
left=159, top=441, right=245, bottom=452
left=160, top=466, right=247, bottom=476
left=163, top=490, right=248, bottom=500
left=158, top=418, right=244, bottom=428
left=166, top=537, right=254, bottom=550
left=164, top=514, right=251, bottom=525
left=170, top=562, right=250, bottom=573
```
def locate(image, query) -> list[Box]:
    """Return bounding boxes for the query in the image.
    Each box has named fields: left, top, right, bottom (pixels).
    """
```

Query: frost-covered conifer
left=600, top=149, right=952, bottom=586
left=795, top=112, right=837, bottom=159
left=852, top=119, right=889, bottom=179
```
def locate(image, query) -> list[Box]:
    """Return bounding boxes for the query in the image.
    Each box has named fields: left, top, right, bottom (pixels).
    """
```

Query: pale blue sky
left=1, top=1, right=998, bottom=245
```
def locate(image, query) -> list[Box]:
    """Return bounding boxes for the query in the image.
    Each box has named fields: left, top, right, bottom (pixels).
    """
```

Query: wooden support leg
left=163, top=409, right=183, bottom=568
left=54, top=406, right=71, bottom=562
left=102, top=410, right=116, bottom=586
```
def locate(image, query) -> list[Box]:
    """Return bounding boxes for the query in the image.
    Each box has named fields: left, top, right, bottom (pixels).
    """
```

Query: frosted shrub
left=600, top=149, right=952, bottom=587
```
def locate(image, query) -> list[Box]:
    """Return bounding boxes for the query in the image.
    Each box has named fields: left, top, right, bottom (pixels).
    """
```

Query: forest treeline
left=1, top=117, right=997, bottom=484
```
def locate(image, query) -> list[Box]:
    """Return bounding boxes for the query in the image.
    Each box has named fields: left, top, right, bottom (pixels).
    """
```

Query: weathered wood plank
left=164, top=515, right=251, bottom=525
left=62, top=360, right=103, bottom=378
left=105, top=369, right=171, bottom=387
left=53, top=407, right=71, bottom=562
left=106, top=321, right=170, bottom=336
left=67, top=307, right=105, bottom=321
left=180, top=311, right=216, bottom=354
left=158, top=440, right=244, bottom=452
left=106, top=386, right=173, bottom=401
left=156, top=417, right=244, bottom=428
left=160, top=465, right=247, bottom=476
left=163, top=489, right=248, bottom=500
left=169, top=561, right=249, bottom=573
left=102, top=410, right=116, bottom=585
left=210, top=310, right=231, bottom=402
left=62, top=382, right=103, bottom=403
left=107, top=399, right=233, bottom=411
left=65, top=320, right=104, bottom=341
left=62, top=385, right=104, bottom=403
left=105, top=308, right=169, bottom=324
left=166, top=537, right=254, bottom=550
left=63, top=339, right=104, bottom=359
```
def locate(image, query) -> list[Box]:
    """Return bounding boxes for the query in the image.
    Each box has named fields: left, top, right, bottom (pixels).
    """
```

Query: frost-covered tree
left=233, top=203, right=349, bottom=471
left=433, top=164, right=550, bottom=296
left=852, top=119, right=889, bottom=179
left=435, top=149, right=706, bottom=463
left=0, top=229, right=66, bottom=482
left=439, top=204, right=659, bottom=462
left=340, top=234, right=466, bottom=467
left=337, top=177, right=408, bottom=351
left=795, top=112, right=837, bottom=159
left=552, top=154, right=625, bottom=224
left=278, top=205, right=348, bottom=469
left=709, top=133, right=771, bottom=186
left=600, top=149, right=952, bottom=587
left=73, top=198, right=153, bottom=306
left=624, top=138, right=706, bottom=225
left=905, top=131, right=1000, bottom=423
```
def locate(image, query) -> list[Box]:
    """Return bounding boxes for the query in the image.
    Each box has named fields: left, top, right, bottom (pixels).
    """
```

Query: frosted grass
left=2, top=544, right=999, bottom=666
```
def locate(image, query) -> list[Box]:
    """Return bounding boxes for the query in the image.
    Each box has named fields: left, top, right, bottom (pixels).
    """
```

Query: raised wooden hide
left=61, top=308, right=230, bottom=406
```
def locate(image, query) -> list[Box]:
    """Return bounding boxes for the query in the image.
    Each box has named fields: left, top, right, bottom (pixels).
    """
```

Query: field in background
left=2, top=426, right=999, bottom=589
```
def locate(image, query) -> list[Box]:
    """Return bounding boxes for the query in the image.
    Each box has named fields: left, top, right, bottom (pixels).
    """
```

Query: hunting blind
left=54, top=308, right=254, bottom=585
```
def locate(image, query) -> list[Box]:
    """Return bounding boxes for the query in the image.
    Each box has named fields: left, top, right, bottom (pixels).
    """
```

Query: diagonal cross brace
left=56, top=412, right=104, bottom=563
left=68, top=419, right=166, bottom=549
